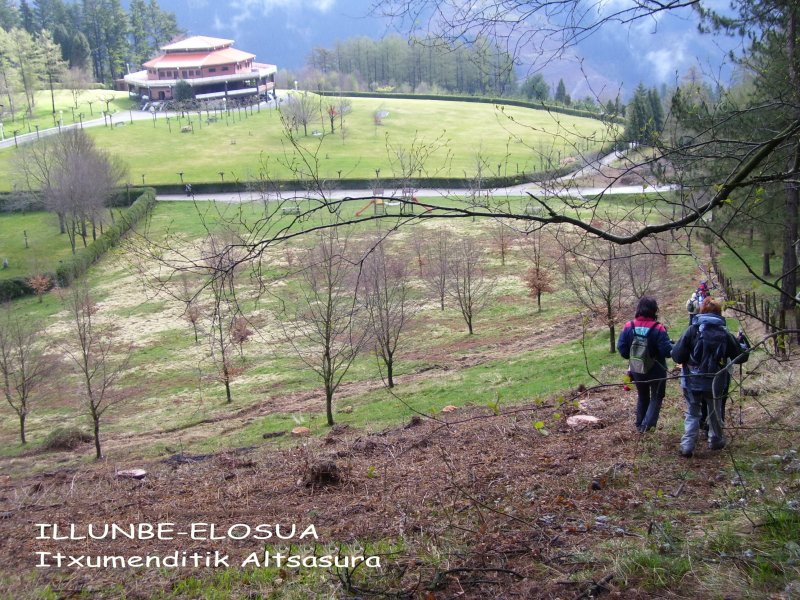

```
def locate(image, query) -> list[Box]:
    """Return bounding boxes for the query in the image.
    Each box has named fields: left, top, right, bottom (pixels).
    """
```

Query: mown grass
left=0, top=95, right=617, bottom=189
left=0, top=89, right=135, bottom=136
left=0, top=212, right=71, bottom=279
left=0, top=208, right=127, bottom=281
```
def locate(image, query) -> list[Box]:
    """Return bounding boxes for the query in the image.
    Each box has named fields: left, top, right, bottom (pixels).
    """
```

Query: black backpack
left=689, top=322, right=729, bottom=375
left=629, top=322, right=657, bottom=375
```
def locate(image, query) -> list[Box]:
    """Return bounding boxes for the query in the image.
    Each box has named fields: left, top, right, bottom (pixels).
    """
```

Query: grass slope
left=0, top=96, right=616, bottom=189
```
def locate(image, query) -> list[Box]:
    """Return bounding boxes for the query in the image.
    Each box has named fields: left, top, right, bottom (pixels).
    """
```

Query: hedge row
left=0, top=276, right=40, bottom=302
left=149, top=169, right=582, bottom=196
left=56, top=188, right=156, bottom=286
left=1, top=187, right=143, bottom=213
left=0, top=189, right=156, bottom=302
left=315, top=90, right=625, bottom=124
left=0, top=192, right=45, bottom=213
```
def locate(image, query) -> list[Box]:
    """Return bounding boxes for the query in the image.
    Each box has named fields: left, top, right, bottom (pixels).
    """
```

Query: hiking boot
left=680, top=448, right=694, bottom=458
left=708, top=440, right=726, bottom=451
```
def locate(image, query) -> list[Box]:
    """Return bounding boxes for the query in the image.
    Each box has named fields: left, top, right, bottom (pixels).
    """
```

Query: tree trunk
left=58, top=212, right=66, bottom=234
left=781, top=9, right=800, bottom=341
left=326, top=389, right=334, bottom=426
left=93, top=417, right=102, bottom=459
left=609, top=323, right=616, bottom=353
left=537, top=290, right=542, bottom=312
left=386, top=358, right=394, bottom=389
left=19, top=413, right=26, bottom=444
left=763, top=252, right=772, bottom=276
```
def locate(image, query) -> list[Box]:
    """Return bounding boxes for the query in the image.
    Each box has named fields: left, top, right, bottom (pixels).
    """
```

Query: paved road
left=0, top=98, right=281, bottom=150
left=158, top=182, right=675, bottom=203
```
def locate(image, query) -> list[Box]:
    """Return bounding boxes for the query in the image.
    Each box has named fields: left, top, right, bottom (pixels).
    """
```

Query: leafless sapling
left=422, top=225, right=451, bottom=310
left=60, top=286, right=132, bottom=459
left=566, top=239, right=635, bottom=353
left=0, top=309, right=51, bottom=444
left=447, top=235, right=494, bottom=334
left=287, top=228, right=367, bottom=425
left=361, top=237, right=414, bottom=388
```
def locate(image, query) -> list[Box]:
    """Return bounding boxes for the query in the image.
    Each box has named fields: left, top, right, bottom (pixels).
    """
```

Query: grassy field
left=0, top=89, right=135, bottom=137
left=0, top=95, right=617, bottom=190
left=0, top=194, right=700, bottom=458
left=0, top=207, right=132, bottom=281
left=2, top=197, right=796, bottom=600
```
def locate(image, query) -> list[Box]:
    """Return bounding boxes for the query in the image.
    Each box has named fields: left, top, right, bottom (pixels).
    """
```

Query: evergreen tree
left=128, top=0, right=149, bottom=67
left=555, top=78, right=567, bottom=104
left=18, top=0, right=35, bottom=33
left=146, top=0, right=180, bottom=49
left=0, top=27, right=22, bottom=119
left=0, top=0, right=19, bottom=30
left=520, top=73, right=549, bottom=101
left=624, top=83, right=652, bottom=144
left=647, top=87, right=664, bottom=134
left=34, top=0, right=67, bottom=32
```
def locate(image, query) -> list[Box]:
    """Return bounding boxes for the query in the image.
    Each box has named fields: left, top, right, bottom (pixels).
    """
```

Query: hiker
left=617, top=296, right=674, bottom=433
left=185, top=183, right=193, bottom=196
left=686, top=281, right=709, bottom=325
left=671, top=297, right=750, bottom=457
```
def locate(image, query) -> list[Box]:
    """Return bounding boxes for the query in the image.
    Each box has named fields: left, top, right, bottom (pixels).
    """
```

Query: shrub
left=41, top=427, right=93, bottom=451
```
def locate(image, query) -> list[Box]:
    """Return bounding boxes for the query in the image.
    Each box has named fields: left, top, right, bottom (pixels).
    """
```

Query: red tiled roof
left=144, top=48, right=256, bottom=69
left=162, top=36, right=233, bottom=52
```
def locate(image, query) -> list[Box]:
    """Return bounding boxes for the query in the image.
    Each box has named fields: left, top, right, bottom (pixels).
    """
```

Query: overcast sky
left=156, top=0, right=743, bottom=99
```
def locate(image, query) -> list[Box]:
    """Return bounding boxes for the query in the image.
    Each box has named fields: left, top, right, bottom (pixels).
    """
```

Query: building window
left=222, top=66, right=229, bottom=71
left=209, top=67, right=216, bottom=73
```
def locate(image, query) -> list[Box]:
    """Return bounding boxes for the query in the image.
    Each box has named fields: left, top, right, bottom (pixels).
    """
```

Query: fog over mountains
left=154, top=0, right=742, bottom=100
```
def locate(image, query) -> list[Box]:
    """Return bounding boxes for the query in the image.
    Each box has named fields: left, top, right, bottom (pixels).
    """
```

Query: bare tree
left=62, top=66, right=92, bottom=109
left=14, top=129, right=128, bottom=249
left=200, top=234, right=245, bottom=404
left=60, top=286, right=132, bottom=459
left=448, top=236, right=494, bottom=334
left=422, top=225, right=451, bottom=310
left=361, top=237, right=414, bottom=388
left=567, top=239, right=633, bottom=353
left=281, top=91, right=320, bottom=137
left=0, top=309, right=51, bottom=444
left=617, top=238, right=669, bottom=301
left=177, top=273, right=202, bottom=344
left=490, top=219, right=516, bottom=266
left=287, top=228, right=366, bottom=425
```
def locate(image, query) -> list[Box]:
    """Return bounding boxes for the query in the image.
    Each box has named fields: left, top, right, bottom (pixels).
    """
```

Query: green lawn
left=0, top=89, right=135, bottom=137
left=0, top=211, right=71, bottom=279
left=0, top=95, right=617, bottom=190
left=0, top=208, right=121, bottom=281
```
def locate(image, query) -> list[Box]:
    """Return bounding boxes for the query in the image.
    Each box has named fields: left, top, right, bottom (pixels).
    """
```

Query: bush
left=41, top=427, right=93, bottom=451
left=0, top=277, right=35, bottom=302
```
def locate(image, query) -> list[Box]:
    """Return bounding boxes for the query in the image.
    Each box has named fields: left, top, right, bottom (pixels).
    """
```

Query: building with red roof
left=123, top=36, right=276, bottom=102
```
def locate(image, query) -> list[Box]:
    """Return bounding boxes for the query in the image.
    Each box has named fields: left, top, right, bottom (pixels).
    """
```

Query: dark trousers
left=634, top=375, right=666, bottom=432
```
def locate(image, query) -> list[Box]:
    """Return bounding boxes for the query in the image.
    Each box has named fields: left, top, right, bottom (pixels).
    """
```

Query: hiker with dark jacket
left=617, top=296, right=674, bottom=433
left=671, top=297, right=749, bottom=457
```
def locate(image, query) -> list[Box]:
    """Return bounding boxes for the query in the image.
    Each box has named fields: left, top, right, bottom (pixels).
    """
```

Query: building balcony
left=124, top=65, right=277, bottom=88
